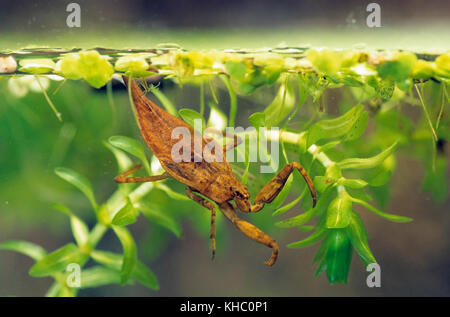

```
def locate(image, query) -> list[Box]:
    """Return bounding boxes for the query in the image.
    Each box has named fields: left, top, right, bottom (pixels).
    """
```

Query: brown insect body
left=119, top=76, right=317, bottom=266
left=124, top=77, right=245, bottom=204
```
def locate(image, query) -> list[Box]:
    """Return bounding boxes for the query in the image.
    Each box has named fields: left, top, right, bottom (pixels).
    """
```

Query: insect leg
left=185, top=187, right=217, bottom=260
left=236, top=162, right=317, bottom=213
left=219, top=202, right=278, bottom=266
left=114, top=164, right=170, bottom=183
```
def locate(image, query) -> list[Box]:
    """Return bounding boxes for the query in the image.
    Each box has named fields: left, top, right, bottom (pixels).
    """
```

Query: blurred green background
left=0, top=0, right=449, bottom=296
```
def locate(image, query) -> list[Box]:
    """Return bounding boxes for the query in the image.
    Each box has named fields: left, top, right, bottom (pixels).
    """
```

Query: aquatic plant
left=0, top=46, right=448, bottom=294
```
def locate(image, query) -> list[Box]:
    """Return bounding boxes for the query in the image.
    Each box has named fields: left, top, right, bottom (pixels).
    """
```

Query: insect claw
left=114, top=176, right=124, bottom=183
left=264, top=243, right=279, bottom=267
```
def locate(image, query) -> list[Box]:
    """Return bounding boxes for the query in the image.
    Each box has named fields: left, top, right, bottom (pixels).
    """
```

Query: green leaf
left=45, top=282, right=61, bottom=297
left=307, top=105, right=365, bottom=147
left=324, top=229, right=353, bottom=284
left=53, top=203, right=89, bottom=248
left=346, top=187, right=373, bottom=202
left=52, top=202, right=73, bottom=216
left=377, top=79, right=396, bottom=101
left=0, top=240, right=47, bottom=261
left=19, top=58, right=55, bottom=74
left=109, top=136, right=150, bottom=173
left=138, top=202, right=182, bottom=238
left=56, top=53, right=83, bottom=80
left=90, top=250, right=121, bottom=268
left=112, top=199, right=140, bottom=226
left=313, top=238, right=328, bottom=265
left=54, top=167, right=98, bottom=211
left=302, top=73, right=324, bottom=102
left=276, top=186, right=334, bottom=226
left=112, top=226, right=137, bottom=284
left=115, top=55, right=153, bottom=78
left=149, top=85, right=178, bottom=116
left=314, top=176, right=336, bottom=193
left=229, top=62, right=283, bottom=95
left=367, top=155, right=395, bottom=187
left=80, top=266, right=122, bottom=288
left=369, top=184, right=391, bottom=210
left=287, top=227, right=327, bottom=248
left=272, top=188, right=305, bottom=217
left=57, top=51, right=114, bottom=88
left=324, top=163, right=342, bottom=179
left=346, top=211, right=376, bottom=265
left=412, top=60, right=435, bottom=80
left=435, top=53, right=450, bottom=78
left=156, top=183, right=190, bottom=201
left=179, top=108, right=205, bottom=132
left=248, top=112, right=266, bottom=130
left=91, top=250, right=159, bottom=290
left=366, top=77, right=395, bottom=101
left=77, top=51, right=114, bottom=88
left=132, top=261, right=160, bottom=290
left=314, top=256, right=327, bottom=278
left=307, top=49, right=342, bottom=75
left=350, top=197, right=412, bottom=223
left=337, top=142, right=397, bottom=170
left=103, top=141, right=133, bottom=173
left=298, top=225, right=315, bottom=232
left=263, top=79, right=296, bottom=127
left=275, top=207, right=316, bottom=228
left=337, top=74, right=365, bottom=87
left=345, top=111, right=368, bottom=141
left=71, top=217, right=89, bottom=248
left=326, top=191, right=352, bottom=228
left=271, top=174, right=293, bottom=210
left=45, top=282, right=76, bottom=297
left=225, top=61, right=246, bottom=80
left=29, top=243, right=88, bottom=277
left=338, top=178, right=368, bottom=189
left=377, top=52, right=417, bottom=83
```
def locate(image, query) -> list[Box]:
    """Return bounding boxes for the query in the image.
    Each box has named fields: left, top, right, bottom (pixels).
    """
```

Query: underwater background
left=0, top=0, right=449, bottom=296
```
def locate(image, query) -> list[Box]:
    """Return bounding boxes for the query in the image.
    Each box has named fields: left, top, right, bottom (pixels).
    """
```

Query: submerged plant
left=0, top=45, right=448, bottom=293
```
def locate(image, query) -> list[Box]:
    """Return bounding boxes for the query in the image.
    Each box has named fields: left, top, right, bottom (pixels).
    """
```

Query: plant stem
left=35, top=75, right=62, bottom=122
left=106, top=80, right=118, bottom=130
left=88, top=223, right=109, bottom=250
left=200, top=79, right=205, bottom=116
left=221, top=75, right=237, bottom=127
left=415, top=84, right=438, bottom=142
left=209, top=79, right=219, bottom=104
left=436, top=83, right=447, bottom=130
